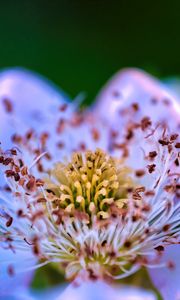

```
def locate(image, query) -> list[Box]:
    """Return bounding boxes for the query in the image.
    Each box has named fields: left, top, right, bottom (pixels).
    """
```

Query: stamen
left=0, top=112, right=180, bottom=283
left=46, top=149, right=132, bottom=219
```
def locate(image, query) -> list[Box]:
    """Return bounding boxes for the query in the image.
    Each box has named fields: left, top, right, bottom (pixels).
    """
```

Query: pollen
left=45, top=149, right=133, bottom=220
left=1, top=140, right=180, bottom=282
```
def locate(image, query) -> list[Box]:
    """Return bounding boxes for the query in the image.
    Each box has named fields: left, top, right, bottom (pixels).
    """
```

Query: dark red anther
left=36, top=179, right=44, bottom=187
left=3, top=157, right=13, bottom=165
left=126, top=129, right=134, bottom=140
left=141, top=117, right=152, bottom=131
left=163, top=98, right=171, bottom=106
left=7, top=265, right=14, bottom=276
left=145, top=190, right=155, bottom=197
left=26, top=177, right=36, bottom=191
left=3, top=98, right=13, bottom=113
left=158, top=139, right=169, bottom=146
left=170, top=134, right=179, bottom=141
left=167, top=260, right=175, bottom=270
left=57, top=141, right=64, bottom=149
left=5, top=170, right=15, bottom=177
left=19, top=159, right=24, bottom=168
left=21, top=166, right=28, bottom=176
left=0, top=156, right=4, bottom=163
left=135, top=169, right=146, bottom=177
left=124, top=240, right=131, bottom=248
left=148, top=151, right=157, bottom=159
left=110, top=130, right=119, bottom=139
left=59, top=103, right=68, bottom=112
left=155, top=245, right=164, bottom=252
left=131, top=103, right=139, bottom=111
left=56, top=118, right=66, bottom=134
left=174, top=158, right=179, bottom=166
left=14, top=173, right=20, bottom=181
left=175, top=142, right=180, bottom=149
left=163, top=224, right=170, bottom=231
left=10, top=149, right=17, bottom=155
left=26, top=130, right=34, bottom=140
left=79, top=143, right=86, bottom=151
left=147, top=164, right=156, bottom=173
left=6, top=216, right=13, bottom=227
left=11, top=134, right=22, bottom=144
left=91, top=128, right=100, bottom=141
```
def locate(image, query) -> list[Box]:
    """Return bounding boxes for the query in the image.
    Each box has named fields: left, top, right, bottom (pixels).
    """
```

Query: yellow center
left=45, top=149, right=133, bottom=219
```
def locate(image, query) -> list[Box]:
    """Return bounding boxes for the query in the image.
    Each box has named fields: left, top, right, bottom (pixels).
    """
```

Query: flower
left=0, top=68, right=180, bottom=299
left=56, top=281, right=156, bottom=300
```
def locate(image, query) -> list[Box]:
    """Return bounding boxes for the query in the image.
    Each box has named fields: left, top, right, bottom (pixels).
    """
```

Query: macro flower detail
left=0, top=68, right=180, bottom=299
left=46, top=149, right=132, bottom=216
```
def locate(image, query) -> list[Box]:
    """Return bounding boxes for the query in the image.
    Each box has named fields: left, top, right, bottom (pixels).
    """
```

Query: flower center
left=45, top=149, right=133, bottom=220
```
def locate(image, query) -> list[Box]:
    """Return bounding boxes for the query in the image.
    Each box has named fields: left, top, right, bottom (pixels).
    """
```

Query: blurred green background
left=0, top=0, right=180, bottom=104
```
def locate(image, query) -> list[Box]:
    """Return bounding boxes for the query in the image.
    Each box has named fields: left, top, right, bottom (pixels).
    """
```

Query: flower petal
left=2, top=291, right=35, bottom=300
left=0, top=247, right=36, bottom=297
left=55, top=281, right=156, bottom=300
left=95, top=68, right=180, bottom=130
left=0, top=68, right=109, bottom=169
left=148, top=245, right=180, bottom=300
left=94, top=68, right=180, bottom=189
left=0, top=68, right=70, bottom=148
left=32, top=285, right=65, bottom=300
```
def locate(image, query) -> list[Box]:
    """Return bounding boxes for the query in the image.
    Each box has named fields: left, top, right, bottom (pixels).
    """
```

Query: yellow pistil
left=45, top=149, right=133, bottom=219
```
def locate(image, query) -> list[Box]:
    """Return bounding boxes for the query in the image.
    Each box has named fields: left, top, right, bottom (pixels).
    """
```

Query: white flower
left=0, top=68, right=180, bottom=299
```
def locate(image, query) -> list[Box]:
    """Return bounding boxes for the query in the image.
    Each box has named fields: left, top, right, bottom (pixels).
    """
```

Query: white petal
left=32, top=285, right=65, bottom=300
left=149, top=245, right=180, bottom=300
left=0, top=247, right=36, bottom=296
left=94, top=68, right=180, bottom=189
left=0, top=68, right=109, bottom=170
left=2, top=291, right=35, bottom=300
left=55, top=281, right=156, bottom=300
left=95, top=68, right=180, bottom=130
left=0, top=68, right=70, bottom=148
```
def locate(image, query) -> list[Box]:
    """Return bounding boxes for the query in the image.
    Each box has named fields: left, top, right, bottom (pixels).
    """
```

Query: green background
left=0, top=0, right=180, bottom=104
